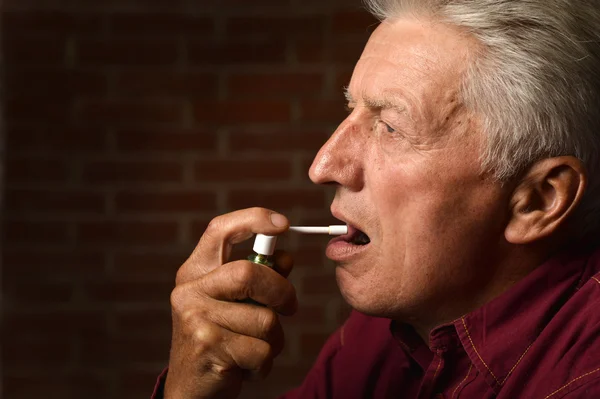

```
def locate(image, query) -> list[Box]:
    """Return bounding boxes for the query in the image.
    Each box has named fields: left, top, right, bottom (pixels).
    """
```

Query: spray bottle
left=247, top=225, right=348, bottom=267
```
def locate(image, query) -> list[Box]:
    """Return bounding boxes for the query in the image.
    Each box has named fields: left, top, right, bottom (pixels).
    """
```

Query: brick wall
left=1, top=1, right=376, bottom=398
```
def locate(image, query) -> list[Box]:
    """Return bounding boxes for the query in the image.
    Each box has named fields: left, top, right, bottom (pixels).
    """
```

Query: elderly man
left=154, top=0, right=600, bottom=398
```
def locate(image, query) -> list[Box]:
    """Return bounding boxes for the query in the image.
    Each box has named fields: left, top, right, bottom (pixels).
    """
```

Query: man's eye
left=376, top=119, right=396, bottom=134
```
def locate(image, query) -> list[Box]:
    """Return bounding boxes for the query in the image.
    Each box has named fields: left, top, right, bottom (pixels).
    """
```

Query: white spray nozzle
left=289, top=225, right=348, bottom=235
left=253, top=234, right=278, bottom=256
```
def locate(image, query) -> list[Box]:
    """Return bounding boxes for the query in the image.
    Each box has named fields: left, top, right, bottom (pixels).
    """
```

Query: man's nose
left=308, top=119, right=364, bottom=191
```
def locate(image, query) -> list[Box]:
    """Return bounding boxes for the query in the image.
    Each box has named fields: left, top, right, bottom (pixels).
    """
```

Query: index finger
left=177, top=208, right=289, bottom=284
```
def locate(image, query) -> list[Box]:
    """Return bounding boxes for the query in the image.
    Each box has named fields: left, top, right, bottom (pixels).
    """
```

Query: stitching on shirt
left=543, top=367, right=600, bottom=399
left=396, top=339, right=411, bottom=352
left=432, top=350, right=443, bottom=381
left=461, top=317, right=501, bottom=386
left=451, top=363, right=473, bottom=399
left=501, top=342, right=533, bottom=385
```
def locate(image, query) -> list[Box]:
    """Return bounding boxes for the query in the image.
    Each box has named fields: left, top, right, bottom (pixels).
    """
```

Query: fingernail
left=270, top=213, right=288, bottom=227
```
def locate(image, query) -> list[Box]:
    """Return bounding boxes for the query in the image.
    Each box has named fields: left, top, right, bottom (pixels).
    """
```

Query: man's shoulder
left=538, top=270, right=600, bottom=363
left=513, top=271, right=600, bottom=399
left=555, top=269, right=600, bottom=335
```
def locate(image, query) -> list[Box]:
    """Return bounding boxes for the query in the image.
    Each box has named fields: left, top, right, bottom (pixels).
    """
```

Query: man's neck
left=409, top=245, right=553, bottom=343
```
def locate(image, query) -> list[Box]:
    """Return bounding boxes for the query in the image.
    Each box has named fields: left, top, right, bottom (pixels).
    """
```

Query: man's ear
left=505, top=156, right=587, bottom=244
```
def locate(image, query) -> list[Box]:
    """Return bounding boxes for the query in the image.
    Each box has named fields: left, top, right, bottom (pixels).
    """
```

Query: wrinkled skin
left=165, top=209, right=296, bottom=399
left=309, top=18, right=516, bottom=335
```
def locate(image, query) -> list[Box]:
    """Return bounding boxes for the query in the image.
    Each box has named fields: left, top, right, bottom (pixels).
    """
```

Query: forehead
left=349, top=18, right=474, bottom=116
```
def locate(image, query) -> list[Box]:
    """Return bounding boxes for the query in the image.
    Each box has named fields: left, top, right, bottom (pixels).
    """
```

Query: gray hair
left=364, top=0, right=600, bottom=242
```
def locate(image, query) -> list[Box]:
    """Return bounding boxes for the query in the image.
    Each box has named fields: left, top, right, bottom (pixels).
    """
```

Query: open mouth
left=344, top=225, right=371, bottom=246
left=326, top=218, right=371, bottom=261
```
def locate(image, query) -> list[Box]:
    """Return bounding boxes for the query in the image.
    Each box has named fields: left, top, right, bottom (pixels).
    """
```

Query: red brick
left=77, top=100, right=184, bottom=125
left=0, top=2, right=365, bottom=396
left=76, top=38, right=178, bottom=66
left=7, top=126, right=108, bottom=154
left=195, top=101, right=291, bottom=125
left=229, top=131, right=329, bottom=153
left=81, top=334, right=170, bottom=367
left=194, top=159, right=292, bottom=182
left=5, top=221, right=70, bottom=244
left=226, top=16, right=326, bottom=36
left=188, top=40, right=286, bottom=65
left=5, top=159, right=69, bottom=183
left=113, top=251, right=185, bottom=278
left=302, top=273, right=338, bottom=295
left=115, top=129, right=217, bottom=153
left=294, top=38, right=325, bottom=63
left=26, top=0, right=186, bottom=9
left=302, top=156, right=318, bottom=176
left=332, top=38, right=368, bottom=63
left=3, top=36, right=66, bottom=64
left=4, top=372, right=108, bottom=399
left=5, top=98, right=72, bottom=124
left=1, top=11, right=103, bottom=35
left=3, top=333, right=73, bottom=366
left=110, top=13, right=214, bottom=35
left=76, top=221, right=179, bottom=245
left=114, top=309, right=171, bottom=335
left=115, top=191, right=217, bottom=213
left=290, top=246, right=328, bottom=269
left=210, top=0, right=289, bottom=4
left=6, top=190, right=105, bottom=214
left=82, top=161, right=182, bottom=183
left=6, top=67, right=108, bottom=99
left=115, top=70, right=217, bottom=98
left=300, top=100, right=348, bottom=124
left=4, top=311, right=108, bottom=338
left=84, top=281, right=173, bottom=304
left=332, top=10, right=379, bottom=34
left=300, top=332, right=331, bottom=357
left=4, top=126, right=35, bottom=152
left=228, top=73, right=323, bottom=97
left=8, top=281, right=75, bottom=304
left=189, top=219, right=212, bottom=241
left=335, top=70, right=354, bottom=91
left=4, top=373, right=108, bottom=399
left=228, top=189, right=325, bottom=211
left=4, top=250, right=106, bottom=278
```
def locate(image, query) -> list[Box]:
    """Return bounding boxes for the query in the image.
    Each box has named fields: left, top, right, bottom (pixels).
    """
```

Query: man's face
left=309, top=18, right=512, bottom=325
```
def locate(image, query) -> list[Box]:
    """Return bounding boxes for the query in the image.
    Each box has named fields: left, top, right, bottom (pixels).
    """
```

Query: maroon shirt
left=153, top=247, right=600, bottom=398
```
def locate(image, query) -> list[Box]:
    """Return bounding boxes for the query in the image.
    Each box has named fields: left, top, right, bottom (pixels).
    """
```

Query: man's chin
left=334, top=267, right=392, bottom=318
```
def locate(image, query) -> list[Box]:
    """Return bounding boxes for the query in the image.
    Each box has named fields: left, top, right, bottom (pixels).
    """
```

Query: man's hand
left=164, top=208, right=297, bottom=399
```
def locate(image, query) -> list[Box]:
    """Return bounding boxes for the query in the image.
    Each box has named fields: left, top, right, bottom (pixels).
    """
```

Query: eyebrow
left=344, top=87, right=408, bottom=114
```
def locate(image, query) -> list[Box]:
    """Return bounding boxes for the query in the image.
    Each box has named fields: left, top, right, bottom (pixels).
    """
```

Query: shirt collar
left=454, top=247, right=600, bottom=392
left=389, top=246, right=600, bottom=391
left=390, top=319, right=434, bottom=371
